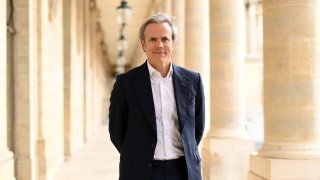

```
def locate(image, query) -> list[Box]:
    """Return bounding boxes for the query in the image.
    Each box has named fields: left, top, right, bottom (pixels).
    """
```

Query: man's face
left=140, top=22, right=174, bottom=67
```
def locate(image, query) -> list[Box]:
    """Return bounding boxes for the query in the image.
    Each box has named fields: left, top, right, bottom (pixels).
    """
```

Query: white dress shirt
left=147, top=61, right=184, bottom=160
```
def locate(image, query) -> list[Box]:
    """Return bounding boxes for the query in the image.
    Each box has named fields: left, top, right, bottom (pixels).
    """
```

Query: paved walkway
left=54, top=125, right=119, bottom=180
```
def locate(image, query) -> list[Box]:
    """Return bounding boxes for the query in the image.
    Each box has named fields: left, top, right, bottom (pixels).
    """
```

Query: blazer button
left=148, top=163, right=152, bottom=167
left=152, top=144, right=155, bottom=148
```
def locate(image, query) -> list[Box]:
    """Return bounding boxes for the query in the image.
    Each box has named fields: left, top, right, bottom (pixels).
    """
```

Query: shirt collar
left=147, top=61, right=173, bottom=78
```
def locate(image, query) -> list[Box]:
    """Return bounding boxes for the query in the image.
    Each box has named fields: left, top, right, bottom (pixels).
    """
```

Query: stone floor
left=54, top=125, right=119, bottom=180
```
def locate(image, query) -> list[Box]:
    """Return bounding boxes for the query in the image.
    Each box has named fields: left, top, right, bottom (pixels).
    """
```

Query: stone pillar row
left=153, top=1, right=254, bottom=179
left=0, top=0, right=110, bottom=179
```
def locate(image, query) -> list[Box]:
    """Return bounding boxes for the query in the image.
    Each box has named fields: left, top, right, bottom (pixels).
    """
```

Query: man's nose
left=156, top=40, right=163, bottom=48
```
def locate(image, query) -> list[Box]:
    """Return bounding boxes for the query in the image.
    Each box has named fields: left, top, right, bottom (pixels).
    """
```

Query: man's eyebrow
left=148, top=37, right=157, bottom=40
left=149, top=36, right=169, bottom=39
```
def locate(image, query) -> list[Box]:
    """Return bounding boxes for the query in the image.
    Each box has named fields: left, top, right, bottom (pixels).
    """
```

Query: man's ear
left=140, top=40, right=146, bottom=52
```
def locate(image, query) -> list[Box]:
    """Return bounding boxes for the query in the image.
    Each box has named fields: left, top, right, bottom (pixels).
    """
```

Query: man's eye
left=162, top=38, right=170, bottom=42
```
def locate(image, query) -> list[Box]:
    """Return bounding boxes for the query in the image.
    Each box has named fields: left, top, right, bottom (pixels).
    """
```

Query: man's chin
left=149, top=58, right=170, bottom=64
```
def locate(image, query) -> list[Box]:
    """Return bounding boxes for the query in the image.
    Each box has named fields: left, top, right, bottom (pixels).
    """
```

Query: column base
left=38, top=139, right=64, bottom=180
left=0, top=149, right=15, bottom=179
left=258, top=141, right=320, bottom=159
left=249, top=153, right=320, bottom=180
left=16, top=155, right=37, bottom=180
left=201, top=136, right=254, bottom=180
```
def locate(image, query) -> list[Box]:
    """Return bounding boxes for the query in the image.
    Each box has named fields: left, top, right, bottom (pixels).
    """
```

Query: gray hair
left=138, top=14, right=178, bottom=41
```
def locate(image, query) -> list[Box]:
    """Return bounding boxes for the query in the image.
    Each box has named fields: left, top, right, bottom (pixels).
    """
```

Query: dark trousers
left=151, top=156, right=188, bottom=180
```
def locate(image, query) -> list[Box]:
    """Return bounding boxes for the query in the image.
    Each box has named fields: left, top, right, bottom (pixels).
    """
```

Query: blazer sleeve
left=195, top=73, right=205, bottom=145
left=109, top=75, right=128, bottom=152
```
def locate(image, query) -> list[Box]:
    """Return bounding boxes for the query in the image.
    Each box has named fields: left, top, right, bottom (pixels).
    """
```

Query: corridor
left=54, top=125, right=119, bottom=180
left=2, top=0, right=320, bottom=179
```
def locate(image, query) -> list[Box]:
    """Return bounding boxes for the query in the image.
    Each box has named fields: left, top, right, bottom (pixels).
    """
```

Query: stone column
left=249, top=1, right=320, bottom=179
left=93, top=23, right=103, bottom=131
left=14, top=0, right=38, bottom=179
left=83, top=0, right=94, bottom=141
left=88, top=7, right=100, bottom=133
left=161, top=0, right=172, bottom=14
left=245, top=0, right=258, bottom=58
left=185, top=0, right=210, bottom=127
left=171, top=0, right=185, bottom=66
left=63, top=0, right=85, bottom=157
left=37, top=0, right=65, bottom=178
left=63, top=0, right=72, bottom=156
left=202, top=0, right=254, bottom=179
left=0, top=0, right=15, bottom=179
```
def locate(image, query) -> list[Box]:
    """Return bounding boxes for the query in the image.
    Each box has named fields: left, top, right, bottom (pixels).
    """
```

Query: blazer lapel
left=172, top=65, right=189, bottom=133
left=132, top=62, right=157, bottom=133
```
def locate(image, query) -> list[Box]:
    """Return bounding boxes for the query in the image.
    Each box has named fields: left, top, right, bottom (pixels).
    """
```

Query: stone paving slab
left=54, top=125, right=119, bottom=180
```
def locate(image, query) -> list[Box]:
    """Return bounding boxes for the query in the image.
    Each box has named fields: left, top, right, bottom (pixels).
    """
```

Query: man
left=109, top=14, right=205, bottom=180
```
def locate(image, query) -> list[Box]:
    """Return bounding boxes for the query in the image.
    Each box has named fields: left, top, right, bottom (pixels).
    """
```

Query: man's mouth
left=153, top=52, right=165, bottom=54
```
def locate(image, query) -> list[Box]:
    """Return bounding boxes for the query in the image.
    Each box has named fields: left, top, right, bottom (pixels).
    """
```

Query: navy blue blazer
left=109, top=61, right=205, bottom=180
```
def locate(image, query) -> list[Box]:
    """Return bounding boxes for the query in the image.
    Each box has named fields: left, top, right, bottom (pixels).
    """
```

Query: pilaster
left=63, top=0, right=85, bottom=157
left=14, top=0, right=37, bottom=179
left=37, top=0, right=65, bottom=179
left=83, top=0, right=94, bottom=141
left=63, top=0, right=72, bottom=156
